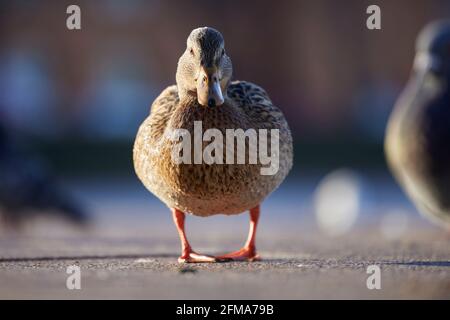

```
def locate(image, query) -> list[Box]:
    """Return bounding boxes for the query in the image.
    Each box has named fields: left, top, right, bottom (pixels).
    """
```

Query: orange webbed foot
left=178, top=251, right=231, bottom=263
left=216, top=247, right=260, bottom=262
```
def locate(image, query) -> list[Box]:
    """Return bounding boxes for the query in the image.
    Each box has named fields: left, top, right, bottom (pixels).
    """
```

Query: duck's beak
left=196, top=67, right=224, bottom=107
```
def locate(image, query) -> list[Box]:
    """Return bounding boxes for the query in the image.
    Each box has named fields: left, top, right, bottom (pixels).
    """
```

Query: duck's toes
left=216, top=247, right=260, bottom=262
left=178, top=252, right=225, bottom=263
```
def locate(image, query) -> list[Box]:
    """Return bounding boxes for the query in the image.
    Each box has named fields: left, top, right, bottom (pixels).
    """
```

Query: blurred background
left=0, top=0, right=450, bottom=241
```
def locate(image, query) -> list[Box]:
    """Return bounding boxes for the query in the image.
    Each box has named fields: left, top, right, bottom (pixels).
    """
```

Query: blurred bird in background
left=0, top=117, right=88, bottom=229
left=385, top=21, right=450, bottom=229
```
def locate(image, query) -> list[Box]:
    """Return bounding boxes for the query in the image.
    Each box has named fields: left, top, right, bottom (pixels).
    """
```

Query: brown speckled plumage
left=133, top=28, right=293, bottom=217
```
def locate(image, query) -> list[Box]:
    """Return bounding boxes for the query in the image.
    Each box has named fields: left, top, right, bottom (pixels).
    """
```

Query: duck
left=385, top=21, right=450, bottom=229
left=133, top=27, right=293, bottom=262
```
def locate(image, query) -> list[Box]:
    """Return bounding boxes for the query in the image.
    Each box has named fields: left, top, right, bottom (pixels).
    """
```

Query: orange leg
left=216, top=205, right=261, bottom=262
left=172, top=208, right=218, bottom=263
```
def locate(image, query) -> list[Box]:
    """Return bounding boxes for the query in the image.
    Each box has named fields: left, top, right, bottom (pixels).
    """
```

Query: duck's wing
left=227, top=80, right=294, bottom=176
left=228, top=81, right=292, bottom=142
left=146, top=85, right=179, bottom=142
left=149, top=85, right=179, bottom=114
left=133, top=85, right=179, bottom=182
left=227, top=81, right=290, bottom=131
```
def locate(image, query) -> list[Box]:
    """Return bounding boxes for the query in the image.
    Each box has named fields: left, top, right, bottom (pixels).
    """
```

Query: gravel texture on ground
left=0, top=219, right=449, bottom=299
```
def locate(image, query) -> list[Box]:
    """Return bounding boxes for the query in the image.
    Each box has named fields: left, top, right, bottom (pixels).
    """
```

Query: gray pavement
left=0, top=218, right=449, bottom=299
left=0, top=177, right=449, bottom=299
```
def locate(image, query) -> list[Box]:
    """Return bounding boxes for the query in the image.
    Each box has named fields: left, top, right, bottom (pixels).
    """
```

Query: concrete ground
left=0, top=220, right=449, bottom=299
left=0, top=177, right=449, bottom=299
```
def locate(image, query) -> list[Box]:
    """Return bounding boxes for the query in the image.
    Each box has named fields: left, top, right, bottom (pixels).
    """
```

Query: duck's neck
left=178, top=87, right=199, bottom=106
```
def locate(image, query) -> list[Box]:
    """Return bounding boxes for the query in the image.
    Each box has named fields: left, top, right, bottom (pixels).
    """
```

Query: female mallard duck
left=133, top=27, right=293, bottom=262
left=385, top=21, right=450, bottom=229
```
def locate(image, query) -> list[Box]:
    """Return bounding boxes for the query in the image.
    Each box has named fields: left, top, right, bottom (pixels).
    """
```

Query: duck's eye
left=221, top=49, right=225, bottom=56
left=189, top=48, right=195, bottom=56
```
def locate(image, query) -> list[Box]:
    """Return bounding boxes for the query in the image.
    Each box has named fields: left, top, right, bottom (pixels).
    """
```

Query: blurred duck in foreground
left=386, top=21, right=450, bottom=229
left=0, top=121, right=88, bottom=229
left=134, top=27, right=293, bottom=262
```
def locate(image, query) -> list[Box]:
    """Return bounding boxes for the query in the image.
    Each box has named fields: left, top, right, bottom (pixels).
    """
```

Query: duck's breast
left=134, top=82, right=293, bottom=216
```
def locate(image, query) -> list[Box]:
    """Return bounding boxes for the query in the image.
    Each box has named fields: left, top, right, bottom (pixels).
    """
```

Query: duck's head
left=415, top=21, right=450, bottom=75
left=176, top=27, right=233, bottom=107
